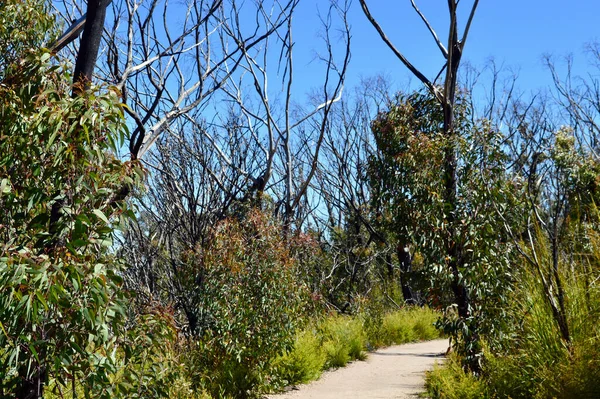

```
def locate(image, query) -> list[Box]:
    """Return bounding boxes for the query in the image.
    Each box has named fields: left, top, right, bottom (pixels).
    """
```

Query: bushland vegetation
left=1, top=0, right=599, bottom=398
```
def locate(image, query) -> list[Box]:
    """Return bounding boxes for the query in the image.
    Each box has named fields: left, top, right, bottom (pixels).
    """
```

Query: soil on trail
left=267, top=339, right=447, bottom=399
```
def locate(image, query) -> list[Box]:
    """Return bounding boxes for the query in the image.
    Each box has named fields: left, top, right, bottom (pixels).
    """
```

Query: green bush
left=43, top=306, right=184, bottom=399
left=185, top=210, right=309, bottom=398
left=425, top=253, right=600, bottom=399
left=380, top=311, right=415, bottom=345
left=0, top=4, right=180, bottom=394
left=273, top=329, right=327, bottom=387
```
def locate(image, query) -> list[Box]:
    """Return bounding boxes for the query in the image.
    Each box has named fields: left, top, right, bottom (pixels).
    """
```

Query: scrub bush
left=185, top=210, right=309, bottom=398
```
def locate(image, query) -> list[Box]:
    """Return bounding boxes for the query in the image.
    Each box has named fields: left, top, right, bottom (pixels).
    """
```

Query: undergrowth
left=271, top=306, right=443, bottom=392
left=425, top=254, right=600, bottom=399
left=425, top=352, right=486, bottom=399
left=42, top=291, right=442, bottom=398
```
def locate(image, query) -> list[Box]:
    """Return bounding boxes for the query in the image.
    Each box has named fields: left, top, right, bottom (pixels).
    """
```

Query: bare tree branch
left=409, top=0, right=448, bottom=58
left=358, top=0, right=441, bottom=102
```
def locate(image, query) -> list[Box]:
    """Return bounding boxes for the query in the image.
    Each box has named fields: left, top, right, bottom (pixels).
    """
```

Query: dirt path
left=267, top=339, right=447, bottom=399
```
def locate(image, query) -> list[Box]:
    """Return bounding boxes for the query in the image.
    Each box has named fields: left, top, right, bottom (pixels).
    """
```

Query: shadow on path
left=370, top=351, right=445, bottom=358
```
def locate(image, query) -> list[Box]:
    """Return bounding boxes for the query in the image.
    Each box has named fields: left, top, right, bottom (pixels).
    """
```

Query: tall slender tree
left=359, top=0, right=481, bottom=368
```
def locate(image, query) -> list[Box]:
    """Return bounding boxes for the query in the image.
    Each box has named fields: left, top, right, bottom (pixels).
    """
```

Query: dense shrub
left=426, top=253, right=600, bottom=399
left=0, top=2, right=182, bottom=395
left=184, top=210, right=309, bottom=398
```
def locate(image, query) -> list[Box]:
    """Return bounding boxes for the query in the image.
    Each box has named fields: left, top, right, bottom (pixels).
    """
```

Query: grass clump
left=367, top=306, right=441, bottom=347
left=271, top=314, right=367, bottom=390
left=321, top=315, right=368, bottom=368
left=425, top=353, right=487, bottom=399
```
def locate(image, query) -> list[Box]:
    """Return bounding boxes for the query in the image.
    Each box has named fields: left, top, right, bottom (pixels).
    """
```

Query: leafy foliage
left=0, top=2, right=178, bottom=395
left=183, top=210, right=309, bottom=398
left=0, top=0, right=56, bottom=79
left=426, top=123, right=600, bottom=398
left=369, top=89, right=520, bottom=367
left=426, top=249, right=600, bottom=399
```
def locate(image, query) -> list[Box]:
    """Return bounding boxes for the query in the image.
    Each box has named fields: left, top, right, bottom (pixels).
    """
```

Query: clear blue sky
left=291, top=0, right=600, bottom=96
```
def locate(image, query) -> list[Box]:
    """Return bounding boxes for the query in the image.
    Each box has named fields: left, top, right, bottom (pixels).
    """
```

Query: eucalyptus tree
left=358, top=0, right=483, bottom=368
left=1, top=1, right=182, bottom=397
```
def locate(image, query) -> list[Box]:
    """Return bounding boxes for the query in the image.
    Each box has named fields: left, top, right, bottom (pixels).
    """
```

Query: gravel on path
left=267, top=339, right=448, bottom=399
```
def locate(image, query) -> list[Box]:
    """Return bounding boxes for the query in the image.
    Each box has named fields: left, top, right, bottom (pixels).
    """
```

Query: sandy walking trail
left=267, top=339, right=447, bottom=399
